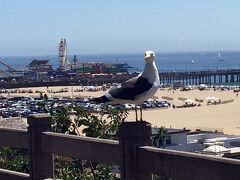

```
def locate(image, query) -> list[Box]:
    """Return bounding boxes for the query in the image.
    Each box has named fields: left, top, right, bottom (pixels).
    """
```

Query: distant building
left=26, top=59, right=53, bottom=81
left=71, top=55, right=78, bottom=69
left=74, top=62, right=131, bottom=74
left=27, top=60, right=52, bottom=72
left=152, top=127, right=240, bottom=159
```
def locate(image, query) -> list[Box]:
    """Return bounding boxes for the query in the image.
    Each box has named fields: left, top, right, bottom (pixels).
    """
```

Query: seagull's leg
left=140, top=104, right=143, bottom=121
left=135, top=105, right=138, bottom=121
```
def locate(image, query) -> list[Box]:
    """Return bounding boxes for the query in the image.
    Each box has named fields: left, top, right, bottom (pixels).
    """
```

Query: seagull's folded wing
left=109, top=76, right=153, bottom=100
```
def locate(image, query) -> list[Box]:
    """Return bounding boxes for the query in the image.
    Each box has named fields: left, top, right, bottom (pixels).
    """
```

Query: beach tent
left=184, top=99, right=193, bottom=104
left=184, top=99, right=194, bottom=105
left=205, top=96, right=219, bottom=102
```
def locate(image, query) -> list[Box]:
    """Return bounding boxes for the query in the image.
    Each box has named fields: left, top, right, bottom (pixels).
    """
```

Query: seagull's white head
left=144, top=50, right=155, bottom=63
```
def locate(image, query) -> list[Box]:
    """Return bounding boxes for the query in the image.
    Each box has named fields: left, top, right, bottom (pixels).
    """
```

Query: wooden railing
left=41, top=132, right=120, bottom=165
left=0, top=114, right=239, bottom=180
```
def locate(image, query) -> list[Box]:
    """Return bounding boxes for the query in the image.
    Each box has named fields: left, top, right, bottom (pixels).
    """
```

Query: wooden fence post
left=27, top=114, right=54, bottom=180
left=117, top=121, right=152, bottom=180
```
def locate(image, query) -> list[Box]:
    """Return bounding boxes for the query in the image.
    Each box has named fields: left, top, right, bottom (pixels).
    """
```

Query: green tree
left=76, top=106, right=128, bottom=139
left=153, top=126, right=168, bottom=148
left=152, top=127, right=169, bottom=180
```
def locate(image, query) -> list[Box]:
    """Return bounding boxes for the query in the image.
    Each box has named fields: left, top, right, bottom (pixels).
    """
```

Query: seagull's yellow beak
left=144, top=51, right=155, bottom=61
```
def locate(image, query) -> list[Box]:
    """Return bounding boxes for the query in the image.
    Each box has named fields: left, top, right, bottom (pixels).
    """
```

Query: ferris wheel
left=59, top=38, right=68, bottom=70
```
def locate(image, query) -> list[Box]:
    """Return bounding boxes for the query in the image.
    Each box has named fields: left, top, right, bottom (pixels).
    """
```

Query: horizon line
left=2, top=49, right=240, bottom=58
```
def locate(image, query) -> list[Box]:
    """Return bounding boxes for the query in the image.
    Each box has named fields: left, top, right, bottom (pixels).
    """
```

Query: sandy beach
left=3, top=86, right=240, bottom=135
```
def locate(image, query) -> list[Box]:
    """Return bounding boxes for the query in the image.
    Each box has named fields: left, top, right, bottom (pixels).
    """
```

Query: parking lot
left=0, top=96, right=170, bottom=119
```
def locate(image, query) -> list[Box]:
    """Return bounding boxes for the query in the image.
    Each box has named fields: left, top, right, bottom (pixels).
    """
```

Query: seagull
left=93, top=50, right=160, bottom=121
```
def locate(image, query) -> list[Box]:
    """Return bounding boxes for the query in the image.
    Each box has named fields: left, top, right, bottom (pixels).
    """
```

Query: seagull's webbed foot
left=135, top=106, right=138, bottom=121
left=140, top=104, right=143, bottom=121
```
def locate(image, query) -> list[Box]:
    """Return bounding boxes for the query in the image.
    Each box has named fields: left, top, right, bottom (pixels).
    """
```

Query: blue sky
left=0, top=0, right=240, bottom=56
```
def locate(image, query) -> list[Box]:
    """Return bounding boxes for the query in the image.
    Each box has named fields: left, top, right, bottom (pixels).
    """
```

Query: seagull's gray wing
left=109, top=76, right=153, bottom=100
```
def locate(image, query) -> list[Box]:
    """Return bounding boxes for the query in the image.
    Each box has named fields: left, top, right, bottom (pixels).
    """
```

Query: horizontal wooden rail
left=136, top=146, right=240, bottom=180
left=0, top=128, right=28, bottom=149
left=0, top=168, right=30, bottom=180
left=41, top=132, right=120, bottom=165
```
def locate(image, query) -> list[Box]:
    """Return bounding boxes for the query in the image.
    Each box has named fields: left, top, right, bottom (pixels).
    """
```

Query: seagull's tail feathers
left=92, top=95, right=111, bottom=104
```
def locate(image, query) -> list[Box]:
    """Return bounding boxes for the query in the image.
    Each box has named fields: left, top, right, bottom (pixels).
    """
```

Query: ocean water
left=2, top=51, right=240, bottom=72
